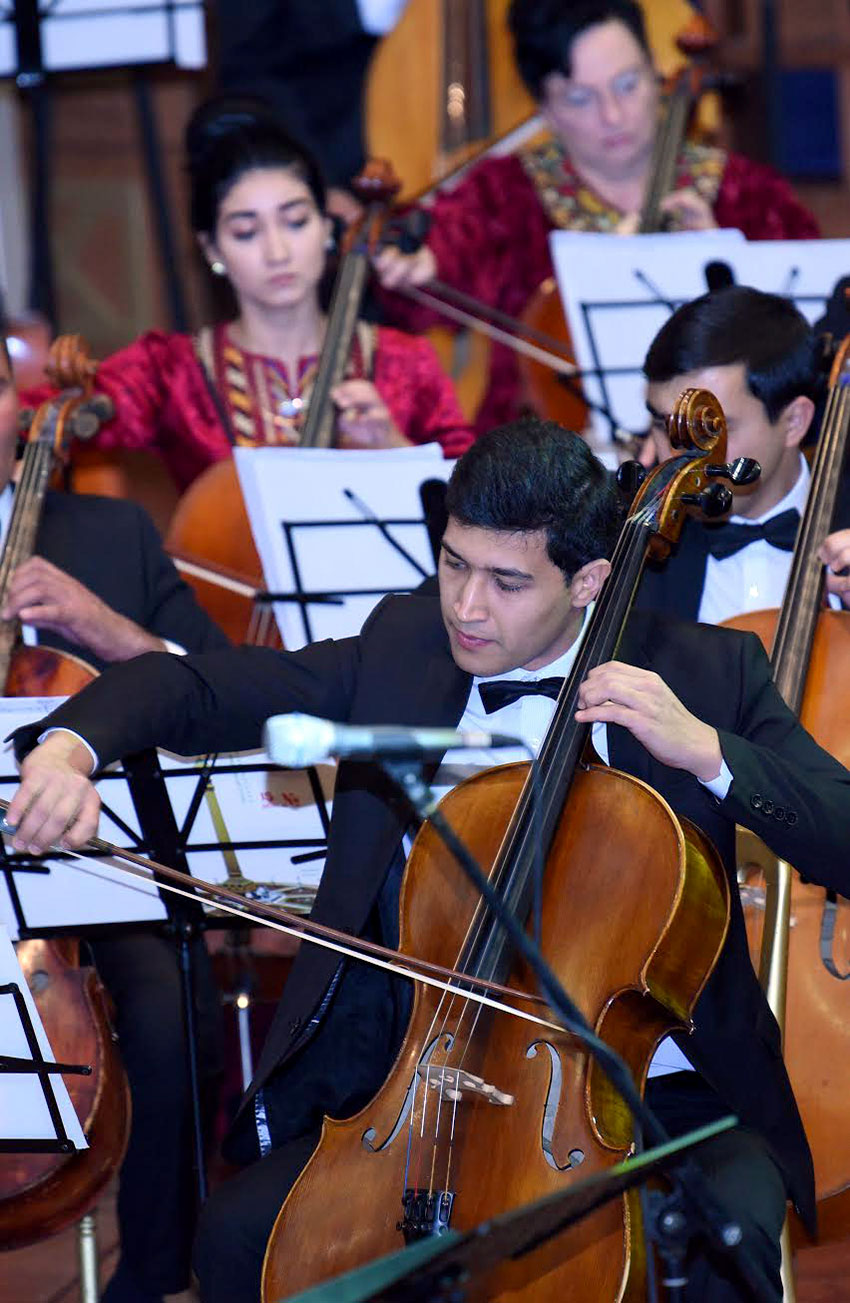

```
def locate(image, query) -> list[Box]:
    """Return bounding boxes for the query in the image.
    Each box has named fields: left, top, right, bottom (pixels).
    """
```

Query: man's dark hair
left=508, top=0, right=650, bottom=100
left=643, top=286, right=821, bottom=422
left=445, top=418, right=623, bottom=579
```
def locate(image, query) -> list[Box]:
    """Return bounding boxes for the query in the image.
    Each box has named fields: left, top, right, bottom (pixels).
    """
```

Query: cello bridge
left=417, top=1065, right=514, bottom=1106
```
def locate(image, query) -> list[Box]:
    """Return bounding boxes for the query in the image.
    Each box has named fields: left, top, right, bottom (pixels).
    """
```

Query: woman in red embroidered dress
left=375, top=0, right=820, bottom=435
left=30, top=100, right=473, bottom=492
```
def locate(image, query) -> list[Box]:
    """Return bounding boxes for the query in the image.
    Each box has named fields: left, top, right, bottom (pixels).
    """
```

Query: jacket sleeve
left=718, top=631, right=850, bottom=893
left=379, top=155, right=553, bottom=333
left=12, top=636, right=363, bottom=768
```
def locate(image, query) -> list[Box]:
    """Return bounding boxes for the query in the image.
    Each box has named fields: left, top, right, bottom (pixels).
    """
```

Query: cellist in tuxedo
left=637, top=285, right=850, bottom=620
left=4, top=419, right=850, bottom=1301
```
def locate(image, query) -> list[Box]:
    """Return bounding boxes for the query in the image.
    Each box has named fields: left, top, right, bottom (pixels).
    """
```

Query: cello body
left=262, top=763, right=729, bottom=1301
left=726, top=606, right=850, bottom=1208
left=0, top=938, right=131, bottom=1249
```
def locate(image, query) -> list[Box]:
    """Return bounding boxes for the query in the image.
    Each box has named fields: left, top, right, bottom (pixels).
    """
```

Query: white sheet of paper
left=160, top=751, right=335, bottom=912
left=0, top=702, right=334, bottom=933
left=0, top=1, right=207, bottom=76
left=549, top=232, right=850, bottom=443
left=0, top=924, right=87, bottom=1146
left=0, top=698, right=163, bottom=937
left=235, top=444, right=451, bottom=649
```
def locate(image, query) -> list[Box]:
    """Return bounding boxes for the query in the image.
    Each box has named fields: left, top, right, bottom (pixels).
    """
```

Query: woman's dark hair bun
left=184, top=94, right=327, bottom=235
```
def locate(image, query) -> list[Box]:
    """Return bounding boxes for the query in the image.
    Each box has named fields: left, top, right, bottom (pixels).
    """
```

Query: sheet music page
left=235, top=444, right=451, bottom=649
left=549, top=231, right=850, bottom=444
left=0, top=698, right=164, bottom=936
left=0, top=924, right=87, bottom=1146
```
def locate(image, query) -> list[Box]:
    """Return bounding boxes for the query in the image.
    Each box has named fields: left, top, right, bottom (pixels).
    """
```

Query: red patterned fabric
left=22, top=325, right=473, bottom=492
left=384, top=146, right=820, bottom=435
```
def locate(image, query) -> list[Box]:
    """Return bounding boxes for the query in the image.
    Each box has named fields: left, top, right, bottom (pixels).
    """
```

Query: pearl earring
left=210, top=260, right=227, bottom=277
left=325, top=235, right=335, bottom=252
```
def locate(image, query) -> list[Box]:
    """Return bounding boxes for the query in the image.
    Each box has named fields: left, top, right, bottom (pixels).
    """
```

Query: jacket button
left=786, top=810, right=798, bottom=827
left=288, top=1017, right=302, bottom=1036
left=750, top=794, right=763, bottom=811
left=762, top=799, right=775, bottom=816
left=774, top=807, right=785, bottom=821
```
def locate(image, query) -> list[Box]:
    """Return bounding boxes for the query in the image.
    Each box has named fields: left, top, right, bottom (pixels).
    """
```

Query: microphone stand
left=379, top=757, right=762, bottom=1301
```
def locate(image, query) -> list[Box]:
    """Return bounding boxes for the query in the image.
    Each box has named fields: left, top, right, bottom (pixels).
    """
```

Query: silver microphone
left=263, top=713, right=522, bottom=767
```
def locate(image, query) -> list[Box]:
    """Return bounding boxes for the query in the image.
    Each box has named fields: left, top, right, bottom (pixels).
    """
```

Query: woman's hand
left=332, top=380, right=412, bottom=449
left=658, top=188, right=718, bottom=231
left=372, top=244, right=437, bottom=290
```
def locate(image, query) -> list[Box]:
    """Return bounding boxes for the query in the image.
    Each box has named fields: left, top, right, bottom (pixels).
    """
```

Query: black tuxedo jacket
left=636, top=465, right=850, bottom=621
left=17, top=594, right=850, bottom=1227
left=31, top=490, right=229, bottom=666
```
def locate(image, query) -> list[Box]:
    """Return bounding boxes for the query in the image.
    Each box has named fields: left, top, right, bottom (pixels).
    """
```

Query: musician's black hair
left=186, top=94, right=327, bottom=237
left=445, top=418, right=623, bottom=580
left=508, top=0, right=651, bottom=99
left=643, top=286, right=821, bottom=423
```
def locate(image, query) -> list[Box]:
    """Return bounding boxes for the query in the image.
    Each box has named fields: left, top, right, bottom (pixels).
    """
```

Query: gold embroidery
left=519, top=134, right=727, bottom=231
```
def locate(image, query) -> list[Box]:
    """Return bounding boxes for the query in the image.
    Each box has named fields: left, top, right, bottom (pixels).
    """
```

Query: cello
left=259, top=389, right=741, bottom=1300
left=726, top=337, right=850, bottom=1231
left=0, top=337, right=130, bottom=1249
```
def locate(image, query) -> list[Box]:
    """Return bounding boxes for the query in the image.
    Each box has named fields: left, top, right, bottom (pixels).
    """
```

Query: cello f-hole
left=361, top=1033, right=453, bottom=1153
left=526, top=1039, right=585, bottom=1172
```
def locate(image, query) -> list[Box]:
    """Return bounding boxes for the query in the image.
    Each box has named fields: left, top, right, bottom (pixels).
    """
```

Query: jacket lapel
left=636, top=518, right=710, bottom=622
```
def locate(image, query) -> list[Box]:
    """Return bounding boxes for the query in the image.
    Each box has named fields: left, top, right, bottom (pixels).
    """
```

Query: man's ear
left=569, top=557, right=611, bottom=608
left=779, top=394, right=815, bottom=449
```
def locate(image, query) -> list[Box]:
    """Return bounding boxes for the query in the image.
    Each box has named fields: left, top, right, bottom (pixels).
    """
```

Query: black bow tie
left=704, top=507, right=800, bottom=560
left=477, top=676, right=564, bottom=715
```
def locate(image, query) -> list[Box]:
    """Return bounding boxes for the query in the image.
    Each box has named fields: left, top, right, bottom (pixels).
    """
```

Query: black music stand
left=2, top=0, right=204, bottom=326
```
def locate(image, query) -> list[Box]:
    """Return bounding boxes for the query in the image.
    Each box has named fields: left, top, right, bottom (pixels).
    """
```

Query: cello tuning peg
left=616, top=459, right=646, bottom=500
left=680, top=483, right=733, bottom=518
left=705, top=457, right=761, bottom=486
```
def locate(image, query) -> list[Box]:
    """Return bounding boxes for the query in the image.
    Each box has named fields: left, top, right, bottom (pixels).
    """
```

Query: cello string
left=409, top=491, right=670, bottom=1194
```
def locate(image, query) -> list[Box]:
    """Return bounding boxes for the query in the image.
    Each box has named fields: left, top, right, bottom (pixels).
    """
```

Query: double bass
left=0, top=339, right=130, bottom=1249
left=729, top=336, right=850, bottom=1233
left=260, top=390, right=741, bottom=1300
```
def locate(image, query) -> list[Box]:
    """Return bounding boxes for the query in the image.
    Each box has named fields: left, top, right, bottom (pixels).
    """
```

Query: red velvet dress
left=26, top=323, right=474, bottom=492
left=384, top=139, right=820, bottom=435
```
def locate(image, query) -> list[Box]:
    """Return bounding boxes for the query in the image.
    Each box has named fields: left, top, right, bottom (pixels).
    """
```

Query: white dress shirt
left=698, top=455, right=820, bottom=624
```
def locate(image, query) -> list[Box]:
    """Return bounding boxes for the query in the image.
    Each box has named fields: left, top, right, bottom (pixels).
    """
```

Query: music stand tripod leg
left=77, top=1211, right=99, bottom=1303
